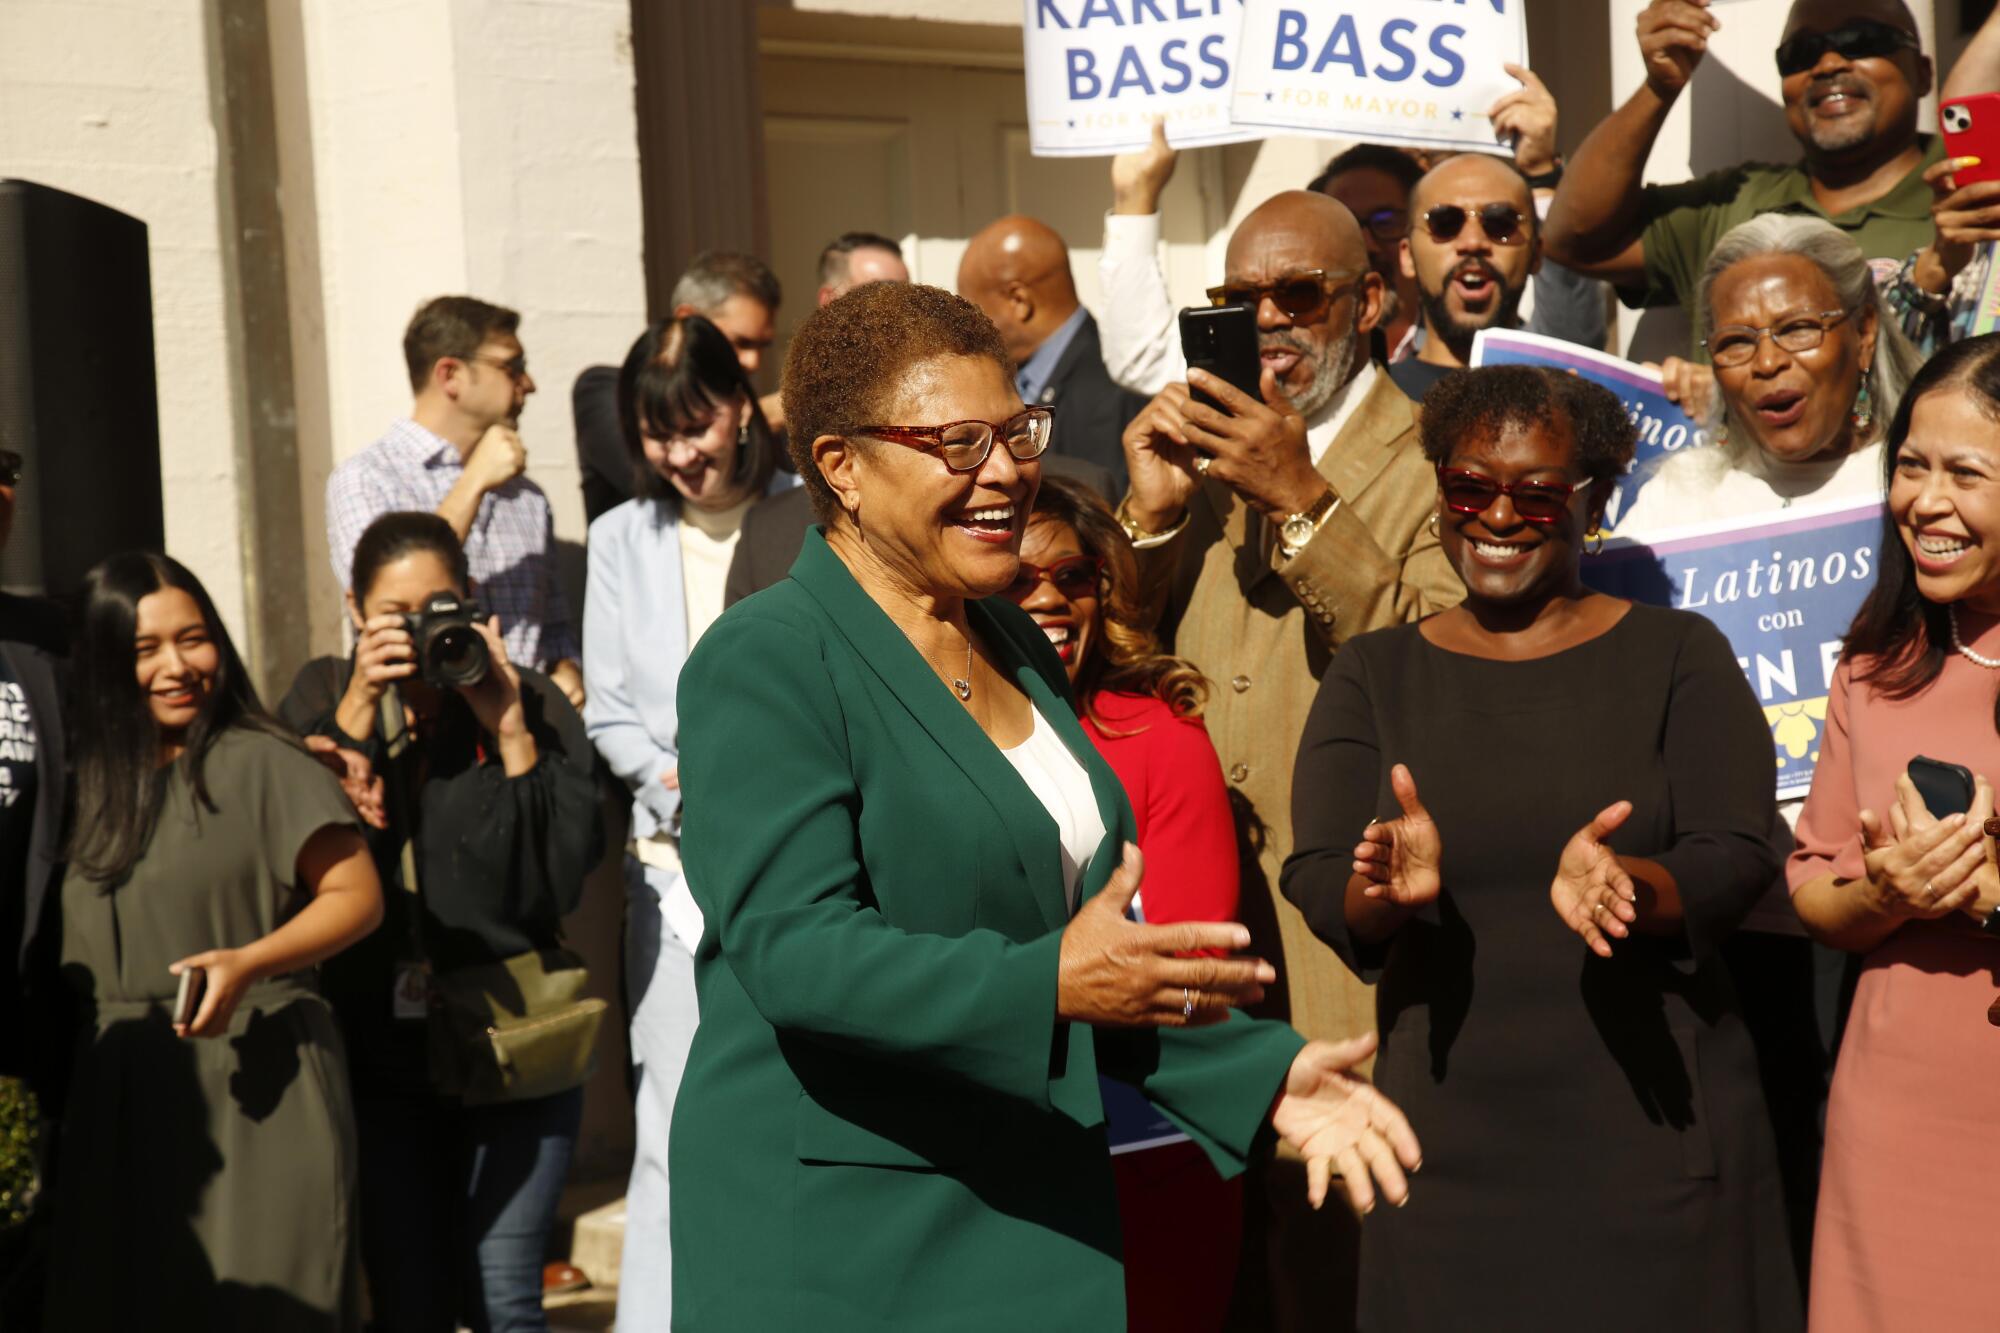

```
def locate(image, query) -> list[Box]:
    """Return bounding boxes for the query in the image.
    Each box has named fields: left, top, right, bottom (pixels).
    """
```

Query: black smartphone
left=1909, top=755, right=1976, bottom=819
left=172, top=965, right=206, bottom=1028
left=1179, top=304, right=1261, bottom=414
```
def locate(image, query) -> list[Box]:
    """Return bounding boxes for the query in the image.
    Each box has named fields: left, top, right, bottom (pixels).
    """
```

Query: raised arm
left=1100, top=119, right=1187, bottom=396
left=1543, top=0, right=1719, bottom=284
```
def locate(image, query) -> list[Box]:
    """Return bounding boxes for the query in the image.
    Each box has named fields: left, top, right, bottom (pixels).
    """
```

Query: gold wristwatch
left=1278, top=486, right=1339, bottom=560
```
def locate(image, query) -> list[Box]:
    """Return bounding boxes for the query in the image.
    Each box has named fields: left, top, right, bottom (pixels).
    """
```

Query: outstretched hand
left=1550, top=802, right=1638, bottom=958
left=1352, top=764, right=1442, bottom=907
left=1057, top=844, right=1276, bottom=1028
left=1271, top=1032, right=1423, bottom=1215
left=303, top=735, right=388, bottom=830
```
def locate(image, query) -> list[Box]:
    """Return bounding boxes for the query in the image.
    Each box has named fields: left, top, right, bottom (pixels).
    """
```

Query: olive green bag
left=425, top=947, right=607, bottom=1107
left=381, top=689, right=606, bottom=1106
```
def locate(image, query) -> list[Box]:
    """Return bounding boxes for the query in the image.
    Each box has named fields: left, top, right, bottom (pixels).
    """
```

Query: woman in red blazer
left=1006, top=475, right=1243, bottom=1333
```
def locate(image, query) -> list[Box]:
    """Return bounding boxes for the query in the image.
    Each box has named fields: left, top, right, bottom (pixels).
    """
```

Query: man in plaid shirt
left=326, top=295, right=585, bottom=706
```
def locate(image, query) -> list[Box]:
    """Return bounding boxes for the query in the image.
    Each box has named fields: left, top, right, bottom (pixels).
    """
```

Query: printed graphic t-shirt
left=0, top=654, right=40, bottom=895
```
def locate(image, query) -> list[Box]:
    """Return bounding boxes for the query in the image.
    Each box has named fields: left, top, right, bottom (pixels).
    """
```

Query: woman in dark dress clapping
left=1281, top=366, right=1800, bottom=1331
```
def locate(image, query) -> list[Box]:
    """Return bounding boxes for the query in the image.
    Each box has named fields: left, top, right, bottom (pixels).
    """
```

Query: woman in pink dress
left=1790, top=332, right=2000, bottom=1332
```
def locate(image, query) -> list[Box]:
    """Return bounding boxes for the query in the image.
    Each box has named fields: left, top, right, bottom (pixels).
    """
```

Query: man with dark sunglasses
left=1388, top=153, right=1609, bottom=403
left=1546, top=0, right=1941, bottom=357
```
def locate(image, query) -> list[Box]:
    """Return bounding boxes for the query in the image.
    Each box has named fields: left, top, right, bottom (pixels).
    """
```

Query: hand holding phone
left=1179, top=305, right=1261, bottom=416
left=1941, top=95, right=2000, bottom=189
left=1908, top=755, right=1975, bottom=820
left=172, top=965, right=207, bottom=1031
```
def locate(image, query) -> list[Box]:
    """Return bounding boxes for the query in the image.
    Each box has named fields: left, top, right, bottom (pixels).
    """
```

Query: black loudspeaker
left=0, top=180, right=163, bottom=599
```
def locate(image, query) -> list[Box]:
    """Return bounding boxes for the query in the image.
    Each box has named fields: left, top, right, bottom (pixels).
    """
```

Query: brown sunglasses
left=1205, top=269, right=1364, bottom=322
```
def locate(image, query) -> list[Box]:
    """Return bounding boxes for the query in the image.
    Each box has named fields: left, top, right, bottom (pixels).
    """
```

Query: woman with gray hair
left=1619, top=213, right=1926, bottom=1291
left=1623, top=214, right=1924, bottom=531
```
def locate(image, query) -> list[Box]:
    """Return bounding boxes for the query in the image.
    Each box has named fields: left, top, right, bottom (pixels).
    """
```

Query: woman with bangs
left=580, top=312, right=786, bottom=1325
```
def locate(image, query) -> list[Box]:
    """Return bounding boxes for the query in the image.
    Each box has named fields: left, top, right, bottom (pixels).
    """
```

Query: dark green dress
left=48, top=727, right=364, bottom=1331
left=671, top=530, right=1307, bottom=1330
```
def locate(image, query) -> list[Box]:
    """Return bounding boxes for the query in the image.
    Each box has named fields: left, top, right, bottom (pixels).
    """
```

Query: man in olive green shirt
left=1544, top=0, right=1939, bottom=358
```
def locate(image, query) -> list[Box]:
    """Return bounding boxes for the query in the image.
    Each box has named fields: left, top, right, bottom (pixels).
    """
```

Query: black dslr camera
left=402, top=592, right=490, bottom=689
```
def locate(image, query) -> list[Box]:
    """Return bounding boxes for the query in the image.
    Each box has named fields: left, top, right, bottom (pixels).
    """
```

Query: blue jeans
left=353, top=1085, right=582, bottom=1333
left=463, top=1086, right=585, bottom=1333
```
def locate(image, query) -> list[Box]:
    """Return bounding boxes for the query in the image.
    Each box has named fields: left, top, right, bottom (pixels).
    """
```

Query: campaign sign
left=1470, top=329, right=1713, bottom=534
left=1024, top=0, right=1264, bottom=157
left=1583, top=500, right=1885, bottom=800
left=1229, top=0, right=1528, bottom=150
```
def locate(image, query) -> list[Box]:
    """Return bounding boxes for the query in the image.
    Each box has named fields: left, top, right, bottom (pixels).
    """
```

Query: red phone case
left=1940, top=95, right=2000, bottom=188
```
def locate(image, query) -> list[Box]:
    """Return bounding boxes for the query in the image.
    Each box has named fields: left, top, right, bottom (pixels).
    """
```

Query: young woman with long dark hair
left=1788, top=332, right=2000, bottom=1330
left=280, top=511, right=602, bottom=1333
left=47, top=553, right=381, bottom=1331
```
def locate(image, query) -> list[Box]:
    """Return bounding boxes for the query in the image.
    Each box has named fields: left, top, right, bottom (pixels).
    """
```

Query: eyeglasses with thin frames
left=859, top=406, right=1053, bottom=474
left=466, top=353, right=530, bottom=381
left=1703, top=310, right=1853, bottom=368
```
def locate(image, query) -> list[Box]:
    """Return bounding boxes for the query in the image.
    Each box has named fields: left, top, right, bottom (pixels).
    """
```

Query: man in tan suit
left=1118, top=189, right=1461, bottom=1332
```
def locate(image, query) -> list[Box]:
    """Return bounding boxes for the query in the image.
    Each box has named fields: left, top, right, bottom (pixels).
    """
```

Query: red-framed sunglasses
left=1436, top=465, right=1595, bottom=525
left=1001, top=553, right=1105, bottom=604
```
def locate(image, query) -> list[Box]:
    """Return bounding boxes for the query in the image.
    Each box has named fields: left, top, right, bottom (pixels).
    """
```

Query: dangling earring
left=1852, top=371, right=1875, bottom=433
left=1585, top=526, right=1605, bottom=557
left=739, top=419, right=752, bottom=448
left=1427, top=510, right=1440, bottom=536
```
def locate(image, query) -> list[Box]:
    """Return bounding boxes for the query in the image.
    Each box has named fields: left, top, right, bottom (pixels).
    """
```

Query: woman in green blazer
left=672, top=283, right=1421, bottom=1330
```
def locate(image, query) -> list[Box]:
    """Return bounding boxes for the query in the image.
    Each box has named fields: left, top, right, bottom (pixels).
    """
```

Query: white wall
left=0, top=0, right=251, bottom=634
left=296, top=0, right=648, bottom=568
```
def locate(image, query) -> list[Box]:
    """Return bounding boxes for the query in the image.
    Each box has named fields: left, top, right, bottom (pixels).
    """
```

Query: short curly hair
left=781, top=283, right=1012, bottom=522
left=1418, top=365, right=1636, bottom=483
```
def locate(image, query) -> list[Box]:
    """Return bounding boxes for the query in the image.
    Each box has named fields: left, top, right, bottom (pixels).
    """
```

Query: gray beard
left=1289, top=324, right=1358, bottom=419
left=1808, top=114, right=1876, bottom=154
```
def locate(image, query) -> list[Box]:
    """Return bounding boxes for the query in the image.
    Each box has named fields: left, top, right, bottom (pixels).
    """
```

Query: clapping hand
left=1271, top=1032, right=1423, bottom=1214
left=1352, top=764, right=1442, bottom=907
left=1856, top=774, right=1993, bottom=920
left=1549, top=802, right=1638, bottom=958
left=1057, top=844, right=1276, bottom=1028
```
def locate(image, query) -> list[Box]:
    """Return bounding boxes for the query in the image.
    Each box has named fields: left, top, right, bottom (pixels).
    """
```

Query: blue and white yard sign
left=1583, top=500, right=1885, bottom=800
left=1229, top=0, right=1528, bottom=150
left=1470, top=329, right=1713, bottom=535
left=1024, top=0, right=1264, bottom=156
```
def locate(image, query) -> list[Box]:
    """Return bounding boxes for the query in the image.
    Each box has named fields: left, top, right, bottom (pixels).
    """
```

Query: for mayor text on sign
left=1229, top=0, right=1528, bottom=151
left=1023, top=0, right=1263, bottom=156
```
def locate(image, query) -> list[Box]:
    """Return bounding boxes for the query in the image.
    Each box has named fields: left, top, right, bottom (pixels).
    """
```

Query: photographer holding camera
left=279, top=510, right=603, bottom=1333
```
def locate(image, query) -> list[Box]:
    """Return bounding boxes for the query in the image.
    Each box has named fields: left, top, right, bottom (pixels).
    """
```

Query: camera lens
left=426, top=624, right=490, bottom=688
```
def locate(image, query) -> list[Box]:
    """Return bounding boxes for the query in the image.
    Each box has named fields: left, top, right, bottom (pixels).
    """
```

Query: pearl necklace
left=1950, top=604, right=2000, bottom=670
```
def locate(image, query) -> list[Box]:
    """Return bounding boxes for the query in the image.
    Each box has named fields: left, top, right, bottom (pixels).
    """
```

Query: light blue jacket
left=584, top=498, right=693, bottom=839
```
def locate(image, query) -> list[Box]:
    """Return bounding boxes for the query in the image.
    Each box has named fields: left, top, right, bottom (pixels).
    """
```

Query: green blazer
left=671, top=529, right=1307, bottom=1330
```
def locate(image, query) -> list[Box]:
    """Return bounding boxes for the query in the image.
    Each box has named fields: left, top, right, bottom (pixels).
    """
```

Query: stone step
left=569, top=1196, right=627, bottom=1291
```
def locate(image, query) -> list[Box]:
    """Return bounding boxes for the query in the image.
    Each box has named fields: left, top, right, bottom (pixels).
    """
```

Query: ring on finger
left=1182, top=987, right=1196, bottom=1020
left=1193, top=455, right=1212, bottom=476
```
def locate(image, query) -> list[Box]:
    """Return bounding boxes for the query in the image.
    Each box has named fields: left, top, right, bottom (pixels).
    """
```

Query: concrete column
left=0, top=0, right=254, bottom=639
left=634, top=2, right=768, bottom=318
left=291, top=0, right=648, bottom=567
